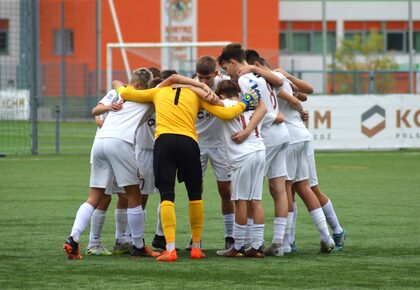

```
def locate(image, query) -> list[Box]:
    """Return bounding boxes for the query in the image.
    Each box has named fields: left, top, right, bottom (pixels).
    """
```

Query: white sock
left=88, top=209, right=106, bottom=247
left=123, top=222, right=132, bottom=243
left=233, top=223, right=247, bottom=250
left=283, top=212, right=294, bottom=246
left=290, top=202, right=298, bottom=243
left=251, top=223, right=265, bottom=249
left=272, top=217, right=287, bottom=245
left=322, top=200, right=343, bottom=234
left=70, top=202, right=95, bottom=243
left=244, top=218, right=253, bottom=246
left=114, top=208, right=127, bottom=241
left=223, top=213, right=234, bottom=238
left=309, top=208, right=331, bottom=243
left=127, top=205, right=145, bottom=249
left=166, top=242, right=176, bottom=252
left=156, top=203, right=164, bottom=236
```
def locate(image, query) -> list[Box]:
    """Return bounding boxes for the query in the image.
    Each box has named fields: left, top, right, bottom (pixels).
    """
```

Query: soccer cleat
left=113, top=240, right=132, bottom=255
left=264, top=243, right=284, bottom=257
left=216, top=246, right=245, bottom=258
left=85, top=245, right=112, bottom=256
left=156, top=249, right=177, bottom=262
left=333, top=230, right=347, bottom=251
left=131, top=245, right=161, bottom=257
left=244, top=246, right=265, bottom=258
left=185, top=239, right=202, bottom=251
left=151, top=234, right=166, bottom=251
left=224, top=237, right=235, bottom=249
left=63, top=236, right=83, bottom=260
left=290, top=241, right=298, bottom=253
left=320, top=237, right=336, bottom=253
left=190, top=246, right=206, bottom=259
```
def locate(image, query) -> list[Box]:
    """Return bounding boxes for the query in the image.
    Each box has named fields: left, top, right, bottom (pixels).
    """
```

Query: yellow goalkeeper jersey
left=118, top=86, right=245, bottom=143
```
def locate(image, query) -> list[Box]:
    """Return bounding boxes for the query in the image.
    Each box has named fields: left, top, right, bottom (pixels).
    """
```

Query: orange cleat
left=63, top=237, right=83, bottom=260
left=190, top=247, right=206, bottom=259
left=156, top=249, right=177, bottom=262
left=131, top=245, right=161, bottom=257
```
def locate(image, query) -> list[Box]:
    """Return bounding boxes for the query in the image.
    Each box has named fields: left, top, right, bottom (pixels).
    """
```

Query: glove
left=241, top=84, right=260, bottom=111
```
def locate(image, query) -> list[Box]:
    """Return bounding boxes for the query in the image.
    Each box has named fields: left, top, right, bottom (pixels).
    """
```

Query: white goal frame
left=106, top=41, right=231, bottom=91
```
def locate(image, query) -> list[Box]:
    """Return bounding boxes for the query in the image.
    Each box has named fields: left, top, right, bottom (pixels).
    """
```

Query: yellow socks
left=189, top=200, right=204, bottom=244
left=160, top=200, right=176, bottom=244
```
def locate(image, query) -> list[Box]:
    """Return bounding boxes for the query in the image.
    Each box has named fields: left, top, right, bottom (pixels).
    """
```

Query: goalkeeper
left=114, top=74, right=257, bottom=262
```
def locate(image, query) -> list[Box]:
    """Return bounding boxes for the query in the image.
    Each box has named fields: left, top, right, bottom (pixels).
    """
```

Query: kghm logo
left=361, top=105, right=386, bottom=138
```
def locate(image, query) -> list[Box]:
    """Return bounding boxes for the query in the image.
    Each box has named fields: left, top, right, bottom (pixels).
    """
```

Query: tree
left=330, top=29, right=398, bottom=94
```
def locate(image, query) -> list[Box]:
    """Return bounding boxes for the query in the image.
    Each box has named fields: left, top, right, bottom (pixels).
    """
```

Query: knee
left=187, top=191, right=202, bottom=201
left=160, top=192, right=175, bottom=203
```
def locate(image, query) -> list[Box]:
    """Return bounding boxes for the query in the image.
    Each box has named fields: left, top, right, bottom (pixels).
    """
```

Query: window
left=53, top=29, right=74, bottom=55
left=386, top=32, right=404, bottom=52
left=0, top=19, right=8, bottom=55
left=314, top=32, right=336, bottom=53
left=292, top=32, right=311, bottom=52
left=414, top=32, right=420, bottom=52
left=279, top=32, right=287, bottom=52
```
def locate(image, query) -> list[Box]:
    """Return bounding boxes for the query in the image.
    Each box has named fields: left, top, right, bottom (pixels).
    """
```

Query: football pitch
left=0, top=151, right=419, bottom=289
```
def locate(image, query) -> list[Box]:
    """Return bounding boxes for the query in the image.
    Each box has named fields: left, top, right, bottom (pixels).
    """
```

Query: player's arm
left=275, top=68, right=314, bottom=94
left=231, top=100, right=267, bottom=144
left=172, top=84, right=222, bottom=105
left=201, top=100, right=246, bottom=121
left=91, top=102, right=123, bottom=116
left=117, top=85, right=157, bottom=103
left=158, top=74, right=212, bottom=95
left=239, top=65, right=283, bottom=87
left=278, top=89, right=304, bottom=114
left=95, top=116, right=104, bottom=128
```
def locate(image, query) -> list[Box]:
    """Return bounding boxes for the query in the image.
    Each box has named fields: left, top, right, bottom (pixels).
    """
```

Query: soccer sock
left=88, top=209, right=106, bottom=248
left=127, top=205, right=145, bottom=249
left=155, top=202, right=164, bottom=236
left=251, top=223, right=265, bottom=249
left=70, top=202, right=95, bottom=243
left=123, top=222, right=132, bottom=243
left=244, top=218, right=254, bottom=246
left=233, top=223, right=247, bottom=250
left=309, top=207, right=331, bottom=243
left=189, top=200, right=203, bottom=246
left=283, top=212, right=294, bottom=246
left=272, top=217, right=287, bottom=245
left=114, top=208, right=128, bottom=242
left=322, top=200, right=343, bottom=235
left=290, top=202, right=298, bottom=243
left=223, top=213, right=235, bottom=238
left=161, top=200, right=176, bottom=247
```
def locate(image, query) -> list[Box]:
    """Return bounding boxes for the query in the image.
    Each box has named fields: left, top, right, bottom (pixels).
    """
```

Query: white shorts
left=231, top=150, right=265, bottom=201
left=104, top=176, right=125, bottom=195
left=306, top=140, right=318, bottom=187
left=285, top=141, right=309, bottom=183
left=264, top=142, right=288, bottom=179
left=200, top=147, right=232, bottom=182
left=136, top=148, right=157, bottom=195
left=90, top=138, right=140, bottom=188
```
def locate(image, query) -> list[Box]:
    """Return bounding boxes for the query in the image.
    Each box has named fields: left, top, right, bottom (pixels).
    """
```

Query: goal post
left=106, top=41, right=231, bottom=91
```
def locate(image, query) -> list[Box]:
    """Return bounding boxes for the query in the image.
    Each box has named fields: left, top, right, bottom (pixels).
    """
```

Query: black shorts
left=154, top=134, right=202, bottom=197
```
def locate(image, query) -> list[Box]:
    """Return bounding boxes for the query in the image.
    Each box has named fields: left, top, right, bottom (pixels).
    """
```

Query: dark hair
left=217, top=43, right=245, bottom=65
left=148, top=67, right=162, bottom=79
left=161, top=69, right=178, bottom=80
left=215, top=80, right=241, bottom=98
left=196, top=55, right=216, bottom=75
left=245, top=49, right=263, bottom=65
left=149, top=77, right=163, bottom=88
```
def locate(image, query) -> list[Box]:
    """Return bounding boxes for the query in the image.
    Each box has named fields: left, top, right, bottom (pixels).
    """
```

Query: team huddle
left=63, top=43, right=346, bottom=262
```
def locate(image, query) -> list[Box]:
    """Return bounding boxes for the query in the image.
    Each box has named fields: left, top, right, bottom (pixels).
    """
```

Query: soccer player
left=217, top=44, right=290, bottom=256
left=193, top=55, right=235, bottom=249
left=116, top=74, right=255, bottom=262
left=63, top=68, right=160, bottom=259
left=213, top=80, right=269, bottom=258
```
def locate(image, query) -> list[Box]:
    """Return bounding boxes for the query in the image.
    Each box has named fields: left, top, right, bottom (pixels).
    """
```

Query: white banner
left=0, top=90, right=30, bottom=120
left=304, top=94, right=420, bottom=150
left=161, top=0, right=197, bottom=71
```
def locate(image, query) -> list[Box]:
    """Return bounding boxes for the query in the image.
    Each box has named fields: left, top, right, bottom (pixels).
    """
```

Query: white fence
left=304, top=94, right=420, bottom=150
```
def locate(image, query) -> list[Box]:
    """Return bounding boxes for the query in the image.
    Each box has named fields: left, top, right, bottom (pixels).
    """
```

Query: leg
left=86, top=193, right=112, bottom=255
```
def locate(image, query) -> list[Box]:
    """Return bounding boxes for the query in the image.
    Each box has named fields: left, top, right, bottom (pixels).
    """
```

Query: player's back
left=152, top=86, right=201, bottom=142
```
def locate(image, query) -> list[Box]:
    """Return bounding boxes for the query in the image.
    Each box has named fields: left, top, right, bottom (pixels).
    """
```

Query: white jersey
left=238, top=72, right=289, bottom=148
left=277, top=73, right=311, bottom=144
left=195, top=75, right=229, bottom=148
left=136, top=113, right=156, bottom=150
left=96, top=97, right=154, bottom=145
left=221, top=99, right=265, bottom=169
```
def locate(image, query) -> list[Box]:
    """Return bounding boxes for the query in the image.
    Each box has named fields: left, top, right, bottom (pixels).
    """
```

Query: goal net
left=106, top=41, right=231, bottom=91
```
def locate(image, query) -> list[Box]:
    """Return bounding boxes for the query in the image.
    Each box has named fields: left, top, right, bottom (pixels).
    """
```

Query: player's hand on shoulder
left=112, top=80, right=126, bottom=90
left=109, top=102, right=123, bottom=112
left=238, top=65, right=255, bottom=77
left=241, top=87, right=260, bottom=111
